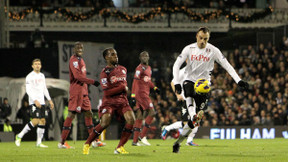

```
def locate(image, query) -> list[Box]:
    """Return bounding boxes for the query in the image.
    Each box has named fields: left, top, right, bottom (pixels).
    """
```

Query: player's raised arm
left=173, top=47, right=189, bottom=94
left=69, top=59, right=95, bottom=85
left=103, top=83, right=127, bottom=96
left=214, top=47, right=248, bottom=90
left=100, top=71, right=126, bottom=97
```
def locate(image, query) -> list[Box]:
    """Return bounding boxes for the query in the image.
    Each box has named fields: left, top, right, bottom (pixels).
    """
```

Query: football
left=194, top=78, right=211, bottom=95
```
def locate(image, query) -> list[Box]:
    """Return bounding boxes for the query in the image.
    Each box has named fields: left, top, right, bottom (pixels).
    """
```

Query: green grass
left=0, top=138, right=287, bottom=162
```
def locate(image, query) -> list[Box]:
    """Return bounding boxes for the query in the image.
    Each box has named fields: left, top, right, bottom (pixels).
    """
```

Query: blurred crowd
left=10, top=0, right=257, bottom=8
left=149, top=36, right=288, bottom=128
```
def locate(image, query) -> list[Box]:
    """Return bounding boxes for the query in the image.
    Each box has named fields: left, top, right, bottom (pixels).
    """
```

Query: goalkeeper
left=172, top=26, right=249, bottom=153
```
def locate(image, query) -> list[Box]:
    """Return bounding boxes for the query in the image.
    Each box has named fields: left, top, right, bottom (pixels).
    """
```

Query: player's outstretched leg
left=162, top=121, right=183, bottom=140
left=15, top=134, right=22, bottom=147
left=161, top=125, right=168, bottom=140
left=82, top=124, right=104, bottom=154
left=15, top=121, right=35, bottom=147
left=84, top=112, right=106, bottom=148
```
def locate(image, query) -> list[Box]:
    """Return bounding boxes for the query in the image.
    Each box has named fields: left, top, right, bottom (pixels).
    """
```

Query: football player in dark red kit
left=58, top=42, right=104, bottom=149
left=83, top=47, right=135, bottom=155
left=130, top=51, right=160, bottom=146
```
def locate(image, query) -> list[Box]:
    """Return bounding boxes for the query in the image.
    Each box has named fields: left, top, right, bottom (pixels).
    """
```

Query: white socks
left=37, top=126, right=45, bottom=145
left=186, top=97, right=193, bottom=107
left=187, top=126, right=199, bottom=143
left=165, top=121, right=182, bottom=131
left=181, top=123, right=192, bottom=137
left=18, top=121, right=34, bottom=138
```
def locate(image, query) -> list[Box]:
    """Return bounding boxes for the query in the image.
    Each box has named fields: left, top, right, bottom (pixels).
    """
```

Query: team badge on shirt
left=73, top=61, right=79, bottom=68
left=122, top=70, right=126, bottom=74
left=76, top=106, right=81, bottom=112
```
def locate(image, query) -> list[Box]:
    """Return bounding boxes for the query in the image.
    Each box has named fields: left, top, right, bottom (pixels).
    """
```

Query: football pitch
left=1, top=138, right=287, bottom=162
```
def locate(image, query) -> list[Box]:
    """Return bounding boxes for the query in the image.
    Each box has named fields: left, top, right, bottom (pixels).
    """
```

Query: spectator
left=27, top=28, right=48, bottom=48
left=0, top=98, right=12, bottom=120
left=16, top=100, right=31, bottom=125
left=273, top=113, right=282, bottom=125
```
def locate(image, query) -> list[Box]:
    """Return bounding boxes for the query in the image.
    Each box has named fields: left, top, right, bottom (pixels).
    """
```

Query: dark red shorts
left=135, top=97, right=154, bottom=111
left=68, top=94, right=91, bottom=113
left=98, top=102, right=133, bottom=120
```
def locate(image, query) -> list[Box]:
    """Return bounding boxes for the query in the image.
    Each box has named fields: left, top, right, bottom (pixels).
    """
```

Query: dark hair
left=197, top=26, right=210, bottom=34
left=32, top=58, right=41, bottom=65
left=102, top=47, right=114, bottom=60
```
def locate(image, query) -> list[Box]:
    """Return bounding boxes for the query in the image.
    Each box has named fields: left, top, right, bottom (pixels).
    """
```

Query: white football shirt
left=173, top=42, right=241, bottom=84
left=26, top=71, right=51, bottom=105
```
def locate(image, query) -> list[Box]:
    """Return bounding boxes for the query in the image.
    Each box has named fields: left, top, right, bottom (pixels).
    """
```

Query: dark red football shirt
left=100, top=65, right=129, bottom=106
left=131, top=64, right=155, bottom=99
left=69, top=54, right=95, bottom=96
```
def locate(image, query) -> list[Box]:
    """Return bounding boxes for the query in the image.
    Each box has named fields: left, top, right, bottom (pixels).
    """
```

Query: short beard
left=111, top=61, right=118, bottom=66
left=76, top=52, right=82, bottom=57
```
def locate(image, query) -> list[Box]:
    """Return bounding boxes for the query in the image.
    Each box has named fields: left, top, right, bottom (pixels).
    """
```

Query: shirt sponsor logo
left=110, top=76, right=117, bottom=83
left=144, top=76, right=151, bottom=82
left=191, top=54, right=210, bottom=62
left=110, top=76, right=126, bottom=84
left=34, top=78, right=44, bottom=85
left=73, top=61, right=79, bottom=68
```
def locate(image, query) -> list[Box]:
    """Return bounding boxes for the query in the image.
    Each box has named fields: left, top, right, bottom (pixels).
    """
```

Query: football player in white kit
left=172, top=27, right=249, bottom=153
left=15, top=58, right=54, bottom=148
left=161, top=63, right=199, bottom=146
